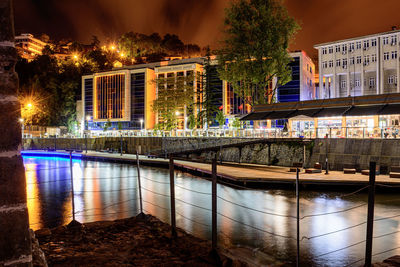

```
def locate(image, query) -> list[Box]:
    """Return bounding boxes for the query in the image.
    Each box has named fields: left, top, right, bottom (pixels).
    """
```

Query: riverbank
left=33, top=214, right=276, bottom=266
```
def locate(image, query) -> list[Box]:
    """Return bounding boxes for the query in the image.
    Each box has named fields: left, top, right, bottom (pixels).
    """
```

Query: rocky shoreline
left=31, top=214, right=246, bottom=267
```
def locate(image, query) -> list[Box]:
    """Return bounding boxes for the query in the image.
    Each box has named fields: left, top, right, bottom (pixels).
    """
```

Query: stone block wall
left=0, top=1, right=32, bottom=266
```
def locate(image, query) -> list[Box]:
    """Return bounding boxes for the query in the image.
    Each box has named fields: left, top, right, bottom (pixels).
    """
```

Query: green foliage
left=217, top=0, right=299, bottom=106
left=103, top=119, right=112, bottom=131
left=188, top=114, right=197, bottom=130
left=216, top=111, right=225, bottom=128
left=152, top=72, right=196, bottom=130
left=232, top=117, right=242, bottom=129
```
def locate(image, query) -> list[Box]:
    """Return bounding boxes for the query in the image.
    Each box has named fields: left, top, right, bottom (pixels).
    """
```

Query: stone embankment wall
left=310, top=138, right=400, bottom=173
left=23, top=137, right=400, bottom=172
left=0, top=1, right=32, bottom=266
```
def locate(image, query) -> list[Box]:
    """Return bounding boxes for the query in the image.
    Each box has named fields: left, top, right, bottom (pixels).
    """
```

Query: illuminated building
left=15, top=33, right=47, bottom=61
left=315, top=27, right=400, bottom=99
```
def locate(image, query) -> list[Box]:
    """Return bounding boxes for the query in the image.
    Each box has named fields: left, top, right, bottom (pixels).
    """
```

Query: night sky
left=13, top=0, right=400, bottom=57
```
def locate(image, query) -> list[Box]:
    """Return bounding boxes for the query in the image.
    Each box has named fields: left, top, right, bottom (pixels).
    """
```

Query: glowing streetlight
left=19, top=118, right=24, bottom=123
left=110, top=45, right=116, bottom=51
left=73, top=54, right=79, bottom=60
left=86, top=115, right=91, bottom=121
left=139, top=119, right=143, bottom=131
left=26, top=103, right=33, bottom=109
left=175, top=111, right=180, bottom=116
left=120, top=52, right=125, bottom=58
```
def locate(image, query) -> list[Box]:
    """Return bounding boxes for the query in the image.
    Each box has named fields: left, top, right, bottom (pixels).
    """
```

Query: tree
left=152, top=72, right=195, bottom=130
left=217, top=0, right=299, bottom=107
left=216, top=111, right=225, bottom=129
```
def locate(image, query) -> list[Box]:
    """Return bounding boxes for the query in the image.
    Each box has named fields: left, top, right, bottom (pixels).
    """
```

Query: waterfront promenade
left=23, top=150, right=400, bottom=187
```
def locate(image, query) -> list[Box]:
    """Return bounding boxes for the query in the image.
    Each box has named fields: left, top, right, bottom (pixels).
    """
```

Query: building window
left=363, top=40, right=370, bottom=49
left=356, top=41, right=361, bottom=49
left=322, top=61, right=327, bottom=69
left=392, top=35, right=397, bottom=45
left=384, top=52, right=390, bottom=60
left=350, top=57, right=355, bottom=65
left=322, top=47, right=327, bottom=55
left=328, top=60, right=333, bottom=68
left=328, top=46, right=333, bottom=54
left=349, top=43, right=355, bottom=51
left=341, top=80, right=346, bottom=89
left=392, top=51, right=398, bottom=59
left=383, top=36, right=389, bottom=45
left=342, top=44, right=347, bottom=53
left=336, top=59, right=341, bottom=67
left=389, top=75, right=395, bottom=84
left=356, top=56, right=362, bottom=64
left=371, top=39, right=377, bottom=47
left=335, top=45, right=340, bottom=53
left=369, top=77, right=375, bottom=87
left=355, top=79, right=361, bottom=87
left=372, top=54, right=377, bottom=62
left=342, top=59, right=347, bottom=68
left=364, top=55, right=370, bottom=65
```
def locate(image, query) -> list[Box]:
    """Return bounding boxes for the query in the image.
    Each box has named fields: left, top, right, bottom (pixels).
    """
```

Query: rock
left=35, top=228, right=51, bottom=238
left=30, top=229, right=48, bottom=267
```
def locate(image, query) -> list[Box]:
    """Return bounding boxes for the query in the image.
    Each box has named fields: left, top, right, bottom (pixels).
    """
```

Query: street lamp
left=19, top=118, right=24, bottom=139
left=140, top=118, right=143, bottom=131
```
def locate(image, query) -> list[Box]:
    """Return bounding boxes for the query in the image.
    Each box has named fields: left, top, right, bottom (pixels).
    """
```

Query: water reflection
left=23, top=156, right=400, bottom=266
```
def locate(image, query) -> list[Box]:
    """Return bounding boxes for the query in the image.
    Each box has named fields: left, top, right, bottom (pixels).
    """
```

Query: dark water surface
left=23, top=155, right=400, bottom=266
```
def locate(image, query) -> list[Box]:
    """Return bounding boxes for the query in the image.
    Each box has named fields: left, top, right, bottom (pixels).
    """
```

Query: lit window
left=336, top=59, right=341, bottom=67
left=384, top=52, right=390, bottom=60
left=383, top=36, right=389, bottom=45
left=322, top=47, right=327, bottom=55
left=356, top=56, right=362, bottom=64
left=335, top=45, right=341, bottom=53
left=328, top=46, right=333, bottom=54
left=356, top=41, right=361, bottom=49
left=392, top=51, right=398, bottom=59
left=371, top=39, right=377, bottom=47
left=371, top=54, right=377, bottom=62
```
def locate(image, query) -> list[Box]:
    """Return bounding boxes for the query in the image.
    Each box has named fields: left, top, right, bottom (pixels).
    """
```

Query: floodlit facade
left=315, top=29, right=400, bottom=99
left=15, top=33, right=47, bottom=61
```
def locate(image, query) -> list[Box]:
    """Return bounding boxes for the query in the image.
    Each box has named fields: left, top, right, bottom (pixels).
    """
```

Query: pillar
left=0, top=1, right=32, bottom=266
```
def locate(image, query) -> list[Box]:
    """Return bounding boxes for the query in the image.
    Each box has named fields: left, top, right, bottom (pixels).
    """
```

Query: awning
left=344, top=105, right=385, bottom=116
left=265, top=110, right=297, bottom=120
left=314, top=107, right=350, bottom=117
left=288, top=108, right=323, bottom=119
left=379, top=104, right=400, bottom=115
left=240, top=111, right=272, bottom=121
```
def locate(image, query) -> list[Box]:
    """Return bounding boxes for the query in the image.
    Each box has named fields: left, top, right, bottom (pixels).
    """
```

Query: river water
left=23, top=155, right=400, bottom=266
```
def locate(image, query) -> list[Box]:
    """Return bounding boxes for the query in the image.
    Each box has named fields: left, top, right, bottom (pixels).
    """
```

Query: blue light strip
left=21, top=150, right=82, bottom=160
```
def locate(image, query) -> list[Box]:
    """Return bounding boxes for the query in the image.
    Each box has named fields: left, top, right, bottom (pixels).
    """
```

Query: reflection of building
left=315, top=28, right=400, bottom=99
left=15, top=33, right=47, bottom=61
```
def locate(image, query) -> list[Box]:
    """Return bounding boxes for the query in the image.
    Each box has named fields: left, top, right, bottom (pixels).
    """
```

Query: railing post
left=69, top=151, right=76, bottom=221
left=296, top=168, right=300, bottom=267
left=120, top=132, right=123, bottom=156
left=365, top=161, right=376, bottom=267
left=169, top=154, right=177, bottom=238
left=136, top=150, right=143, bottom=216
left=212, top=156, right=218, bottom=251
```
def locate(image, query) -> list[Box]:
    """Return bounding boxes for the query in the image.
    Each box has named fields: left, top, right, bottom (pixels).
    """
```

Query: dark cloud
left=12, top=0, right=400, bottom=57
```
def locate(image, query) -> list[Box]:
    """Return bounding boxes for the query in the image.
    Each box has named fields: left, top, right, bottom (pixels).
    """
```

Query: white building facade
left=315, top=29, right=400, bottom=99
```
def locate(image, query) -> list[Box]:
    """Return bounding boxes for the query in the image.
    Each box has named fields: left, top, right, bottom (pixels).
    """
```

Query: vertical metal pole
left=120, top=132, right=123, bottom=156
left=54, top=136, right=57, bottom=151
left=136, top=150, right=143, bottom=215
left=325, top=137, right=329, bottom=175
left=169, top=154, right=177, bottom=237
left=212, top=156, right=217, bottom=250
left=85, top=134, right=88, bottom=154
left=303, top=144, right=306, bottom=168
left=365, top=161, right=376, bottom=267
left=69, top=152, right=76, bottom=221
left=296, top=168, right=300, bottom=267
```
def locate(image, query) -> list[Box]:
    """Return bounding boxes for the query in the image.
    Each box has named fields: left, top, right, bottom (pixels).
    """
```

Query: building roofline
left=314, top=29, right=400, bottom=49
